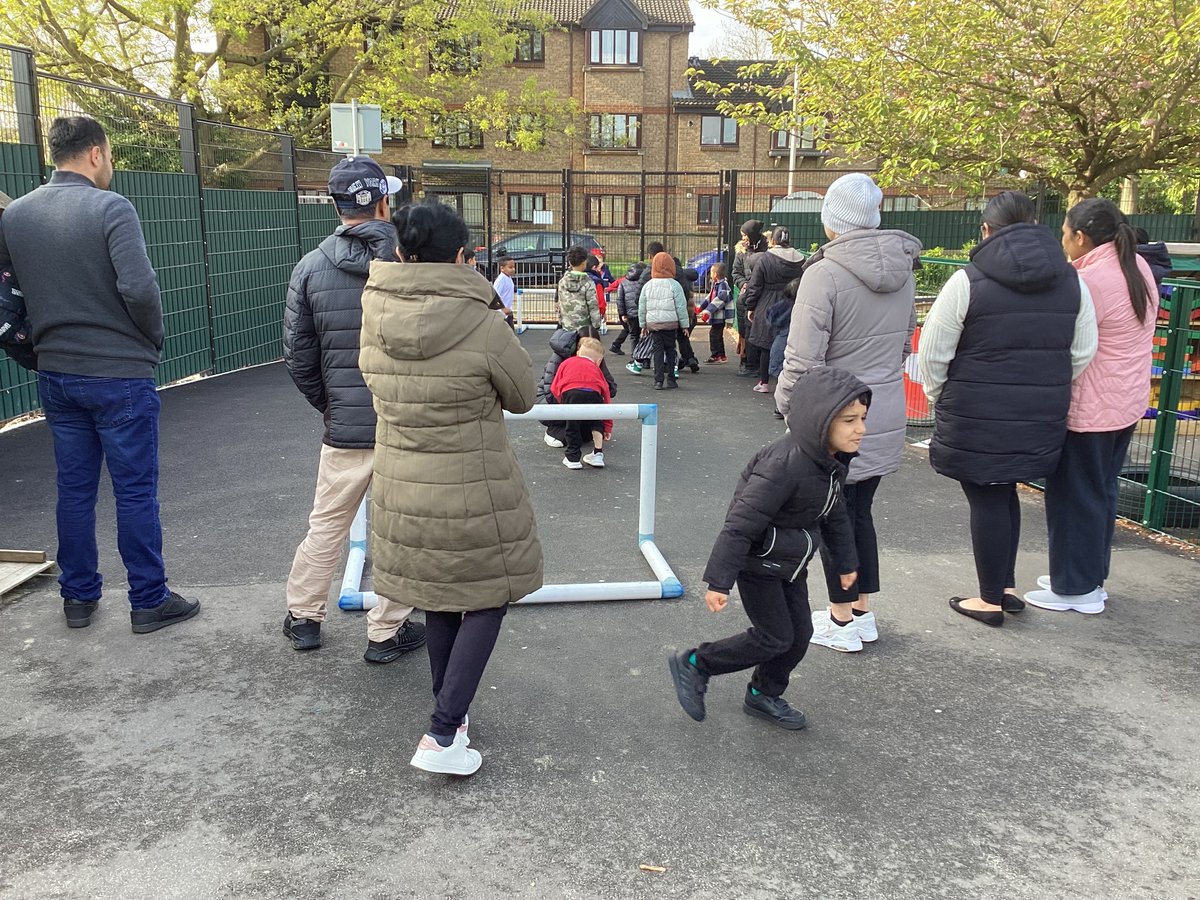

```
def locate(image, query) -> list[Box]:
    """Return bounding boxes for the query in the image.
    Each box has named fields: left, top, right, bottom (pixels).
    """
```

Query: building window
left=700, top=115, right=738, bottom=147
left=589, top=114, right=641, bottom=149
left=588, top=29, right=640, bottom=65
left=586, top=194, right=641, bottom=228
left=771, top=125, right=817, bottom=153
left=697, top=195, right=721, bottom=225
left=432, top=37, right=482, bottom=74
left=382, top=117, right=406, bottom=143
left=432, top=115, right=483, bottom=149
left=514, top=30, right=544, bottom=63
left=882, top=196, right=922, bottom=212
left=508, top=193, right=546, bottom=223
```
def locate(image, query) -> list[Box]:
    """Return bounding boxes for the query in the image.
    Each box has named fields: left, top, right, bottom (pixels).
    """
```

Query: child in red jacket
left=550, top=337, right=612, bottom=470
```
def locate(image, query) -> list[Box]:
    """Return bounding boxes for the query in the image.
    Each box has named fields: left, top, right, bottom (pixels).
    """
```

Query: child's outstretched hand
left=705, top=590, right=728, bottom=613
left=840, top=571, right=858, bottom=591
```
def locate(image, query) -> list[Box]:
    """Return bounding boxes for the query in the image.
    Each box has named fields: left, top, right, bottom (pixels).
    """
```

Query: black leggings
left=745, top=342, right=771, bottom=381
left=425, top=604, right=508, bottom=736
left=821, top=476, right=882, bottom=603
left=959, top=481, right=1020, bottom=604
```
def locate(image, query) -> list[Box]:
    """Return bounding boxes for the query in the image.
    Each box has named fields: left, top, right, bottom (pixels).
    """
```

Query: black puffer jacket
left=702, top=366, right=867, bottom=593
left=536, top=327, right=618, bottom=406
left=283, top=218, right=396, bottom=448
left=743, top=247, right=806, bottom=349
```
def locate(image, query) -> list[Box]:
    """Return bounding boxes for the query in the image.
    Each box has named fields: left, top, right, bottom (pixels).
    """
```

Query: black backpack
left=0, top=265, right=36, bottom=371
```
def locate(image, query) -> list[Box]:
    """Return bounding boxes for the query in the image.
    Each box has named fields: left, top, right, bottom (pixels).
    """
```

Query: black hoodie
left=702, top=366, right=869, bottom=593
left=1136, top=241, right=1172, bottom=286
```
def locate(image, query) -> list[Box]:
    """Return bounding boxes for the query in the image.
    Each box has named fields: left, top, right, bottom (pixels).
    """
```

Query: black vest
left=930, top=224, right=1080, bottom=484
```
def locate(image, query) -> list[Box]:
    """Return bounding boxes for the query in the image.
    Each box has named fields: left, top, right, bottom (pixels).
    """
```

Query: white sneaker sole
left=810, top=634, right=863, bottom=652
left=1024, top=597, right=1106, bottom=615
left=583, top=457, right=605, bottom=468
left=1036, top=576, right=1108, bottom=602
left=544, top=435, right=564, bottom=448
left=410, top=745, right=482, bottom=776
left=562, top=459, right=583, bottom=470
left=857, top=629, right=879, bottom=643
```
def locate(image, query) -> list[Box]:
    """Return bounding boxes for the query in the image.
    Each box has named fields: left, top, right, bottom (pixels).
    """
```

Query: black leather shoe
left=949, top=597, right=1004, bottom=627
left=364, top=619, right=427, bottom=663
left=665, top=378, right=679, bottom=389
left=130, top=591, right=200, bottom=634
left=1002, top=593, right=1026, bottom=613
left=668, top=651, right=709, bottom=721
left=743, top=688, right=808, bottom=730
left=688, top=358, right=700, bottom=373
left=63, top=598, right=98, bottom=629
left=654, top=382, right=664, bottom=390
left=609, top=346, right=625, bottom=355
left=283, top=613, right=322, bottom=650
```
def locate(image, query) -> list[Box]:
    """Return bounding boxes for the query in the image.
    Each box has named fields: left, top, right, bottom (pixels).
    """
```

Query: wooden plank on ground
left=0, top=559, right=55, bottom=596
left=0, top=549, right=47, bottom=564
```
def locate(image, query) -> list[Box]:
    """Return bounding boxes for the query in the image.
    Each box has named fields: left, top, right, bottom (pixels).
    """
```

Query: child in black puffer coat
left=537, top=325, right=618, bottom=448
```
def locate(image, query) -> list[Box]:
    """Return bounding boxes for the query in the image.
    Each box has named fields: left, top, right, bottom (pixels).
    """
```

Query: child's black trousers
left=559, top=387, right=605, bottom=462
left=694, top=571, right=813, bottom=698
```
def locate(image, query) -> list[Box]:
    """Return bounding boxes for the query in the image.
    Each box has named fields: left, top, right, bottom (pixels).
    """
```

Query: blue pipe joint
left=661, top=576, right=684, bottom=599
left=338, top=592, right=367, bottom=610
left=638, top=533, right=654, bottom=545
left=638, top=403, right=657, bottom=425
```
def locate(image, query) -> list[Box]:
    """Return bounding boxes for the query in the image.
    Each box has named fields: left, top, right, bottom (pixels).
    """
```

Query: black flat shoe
left=949, top=597, right=1004, bottom=627
left=1002, top=593, right=1026, bottom=614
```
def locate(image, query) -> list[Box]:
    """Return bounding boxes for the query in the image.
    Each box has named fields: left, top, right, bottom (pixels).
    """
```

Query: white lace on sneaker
left=1036, top=575, right=1108, bottom=603
left=854, top=610, right=878, bottom=643
left=809, top=609, right=863, bottom=652
left=410, top=734, right=482, bottom=775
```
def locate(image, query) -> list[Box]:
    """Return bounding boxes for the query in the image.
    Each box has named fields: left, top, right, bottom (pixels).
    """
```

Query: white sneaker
left=854, top=611, right=878, bottom=643
left=456, top=713, right=470, bottom=747
left=410, top=733, right=482, bottom=775
left=562, top=457, right=583, bottom=470
left=809, top=609, right=863, bottom=652
left=1037, top=575, right=1108, bottom=602
left=544, top=432, right=564, bottom=448
left=1023, top=587, right=1106, bottom=615
left=582, top=451, right=605, bottom=467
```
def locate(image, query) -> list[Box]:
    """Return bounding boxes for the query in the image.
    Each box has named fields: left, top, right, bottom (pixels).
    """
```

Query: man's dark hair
left=496, top=255, right=514, bottom=268
left=566, top=245, right=589, bottom=267
left=463, top=247, right=476, bottom=263
left=646, top=241, right=665, bottom=257
left=48, top=116, right=109, bottom=165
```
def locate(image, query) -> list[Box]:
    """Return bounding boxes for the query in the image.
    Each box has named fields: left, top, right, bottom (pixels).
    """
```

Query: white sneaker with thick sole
left=854, top=611, right=878, bottom=643
left=456, top=713, right=470, bottom=747
left=1037, top=575, right=1108, bottom=603
left=582, top=451, right=605, bottom=468
left=809, top=609, right=863, bottom=652
left=1023, top=587, right=1106, bottom=614
left=562, top=458, right=583, bottom=470
left=544, top=432, right=565, bottom=448
left=410, top=734, right=482, bottom=775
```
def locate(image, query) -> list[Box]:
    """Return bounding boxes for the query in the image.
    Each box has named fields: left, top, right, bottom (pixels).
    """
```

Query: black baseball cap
left=328, top=156, right=388, bottom=212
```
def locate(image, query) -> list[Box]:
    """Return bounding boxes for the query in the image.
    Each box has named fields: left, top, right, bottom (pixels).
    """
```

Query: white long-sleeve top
left=919, top=268, right=1099, bottom=406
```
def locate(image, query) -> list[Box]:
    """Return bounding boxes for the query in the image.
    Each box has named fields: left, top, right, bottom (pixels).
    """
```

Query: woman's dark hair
left=391, top=201, right=470, bottom=263
left=981, top=190, right=1036, bottom=230
left=576, top=325, right=602, bottom=340
left=1066, top=198, right=1154, bottom=324
left=48, top=116, right=109, bottom=165
left=770, top=225, right=792, bottom=247
left=566, top=245, right=589, bottom=267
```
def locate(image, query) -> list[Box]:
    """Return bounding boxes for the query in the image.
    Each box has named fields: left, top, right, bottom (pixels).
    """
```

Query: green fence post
left=1142, top=282, right=1194, bottom=528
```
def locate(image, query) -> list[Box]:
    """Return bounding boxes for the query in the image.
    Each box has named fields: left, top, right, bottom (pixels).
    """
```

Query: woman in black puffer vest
left=919, top=191, right=1098, bottom=627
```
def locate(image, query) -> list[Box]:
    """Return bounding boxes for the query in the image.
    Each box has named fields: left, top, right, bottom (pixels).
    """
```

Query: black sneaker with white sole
left=364, top=619, right=427, bottom=663
left=743, top=688, right=807, bottom=730
left=283, top=613, right=322, bottom=650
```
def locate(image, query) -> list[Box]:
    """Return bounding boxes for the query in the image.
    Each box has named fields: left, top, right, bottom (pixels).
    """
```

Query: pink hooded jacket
left=1068, top=243, right=1158, bottom=431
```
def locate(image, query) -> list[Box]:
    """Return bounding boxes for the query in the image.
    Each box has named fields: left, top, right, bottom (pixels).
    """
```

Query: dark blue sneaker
left=743, top=687, right=807, bottom=730
left=668, top=651, right=708, bottom=721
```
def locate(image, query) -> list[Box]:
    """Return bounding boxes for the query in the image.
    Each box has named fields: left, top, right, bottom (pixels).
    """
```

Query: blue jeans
left=37, top=372, right=169, bottom=609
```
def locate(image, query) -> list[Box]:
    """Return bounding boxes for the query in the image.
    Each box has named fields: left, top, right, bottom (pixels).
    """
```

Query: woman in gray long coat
left=774, top=173, right=921, bottom=652
left=360, top=201, right=543, bottom=778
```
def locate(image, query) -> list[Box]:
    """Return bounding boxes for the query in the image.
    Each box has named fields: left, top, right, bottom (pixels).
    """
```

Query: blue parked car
left=685, top=248, right=723, bottom=293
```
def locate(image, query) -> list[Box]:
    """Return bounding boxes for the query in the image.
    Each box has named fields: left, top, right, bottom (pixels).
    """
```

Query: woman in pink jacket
left=1025, top=199, right=1158, bottom=614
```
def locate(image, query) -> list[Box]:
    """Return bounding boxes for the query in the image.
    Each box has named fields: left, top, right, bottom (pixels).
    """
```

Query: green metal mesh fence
left=299, top=201, right=339, bottom=254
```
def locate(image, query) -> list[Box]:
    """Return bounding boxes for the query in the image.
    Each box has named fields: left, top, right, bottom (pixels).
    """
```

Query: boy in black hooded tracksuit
left=668, top=366, right=870, bottom=729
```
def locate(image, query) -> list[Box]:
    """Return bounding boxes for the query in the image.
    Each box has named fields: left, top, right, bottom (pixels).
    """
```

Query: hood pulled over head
left=969, top=222, right=1074, bottom=294
left=651, top=252, right=676, bottom=279
left=784, top=366, right=872, bottom=462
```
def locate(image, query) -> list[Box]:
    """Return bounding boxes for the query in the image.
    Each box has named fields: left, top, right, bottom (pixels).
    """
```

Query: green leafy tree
left=2, top=0, right=573, bottom=150
left=695, top=0, right=1200, bottom=203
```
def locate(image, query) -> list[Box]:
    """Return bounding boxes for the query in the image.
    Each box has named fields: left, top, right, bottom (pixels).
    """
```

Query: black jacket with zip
left=702, top=366, right=868, bottom=593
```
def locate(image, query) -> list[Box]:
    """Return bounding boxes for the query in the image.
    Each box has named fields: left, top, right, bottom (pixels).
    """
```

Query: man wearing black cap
left=281, top=156, right=426, bottom=661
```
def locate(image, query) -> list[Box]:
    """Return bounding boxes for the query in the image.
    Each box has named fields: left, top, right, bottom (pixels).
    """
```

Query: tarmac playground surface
left=1, top=331, right=1198, bottom=899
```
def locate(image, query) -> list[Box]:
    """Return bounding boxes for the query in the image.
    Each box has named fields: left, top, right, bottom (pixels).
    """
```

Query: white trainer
left=809, top=609, right=863, bottom=652
left=1023, top=587, right=1106, bottom=615
left=854, top=611, right=878, bottom=643
left=456, top=713, right=470, bottom=747
left=544, top=432, right=565, bottom=448
left=410, top=733, right=482, bottom=775
left=1036, top=575, right=1108, bottom=602
left=582, top=451, right=605, bottom=468
left=562, top=457, right=583, bottom=470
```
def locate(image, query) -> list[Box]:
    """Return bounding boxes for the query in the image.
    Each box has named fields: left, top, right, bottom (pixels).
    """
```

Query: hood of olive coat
left=359, top=260, right=544, bottom=611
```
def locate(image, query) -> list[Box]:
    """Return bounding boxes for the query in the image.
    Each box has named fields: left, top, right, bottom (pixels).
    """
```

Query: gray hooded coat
left=774, top=228, right=922, bottom=483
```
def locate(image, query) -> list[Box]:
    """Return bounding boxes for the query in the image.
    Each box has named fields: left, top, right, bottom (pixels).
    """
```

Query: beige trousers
left=285, top=444, right=413, bottom=642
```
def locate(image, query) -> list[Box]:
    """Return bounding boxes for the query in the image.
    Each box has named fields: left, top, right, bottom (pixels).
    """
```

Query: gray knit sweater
left=0, top=170, right=162, bottom=377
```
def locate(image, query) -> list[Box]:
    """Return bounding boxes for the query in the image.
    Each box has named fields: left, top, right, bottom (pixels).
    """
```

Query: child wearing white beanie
left=821, top=173, right=883, bottom=236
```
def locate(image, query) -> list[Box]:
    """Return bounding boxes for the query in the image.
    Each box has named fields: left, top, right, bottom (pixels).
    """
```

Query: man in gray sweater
left=0, top=116, right=197, bottom=633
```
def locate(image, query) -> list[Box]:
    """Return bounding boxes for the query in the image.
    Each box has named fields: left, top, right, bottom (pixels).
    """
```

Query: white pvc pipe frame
left=338, top=402, right=682, bottom=609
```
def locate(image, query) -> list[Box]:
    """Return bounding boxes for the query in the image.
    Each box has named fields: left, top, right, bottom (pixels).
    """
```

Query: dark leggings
left=694, top=571, right=812, bottom=698
left=959, top=481, right=1020, bottom=604
left=821, top=476, right=882, bottom=603
left=745, top=342, right=771, bottom=381
left=425, top=604, right=508, bottom=736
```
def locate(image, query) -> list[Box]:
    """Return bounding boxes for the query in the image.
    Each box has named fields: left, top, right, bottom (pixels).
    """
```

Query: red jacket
left=550, top=356, right=613, bottom=435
